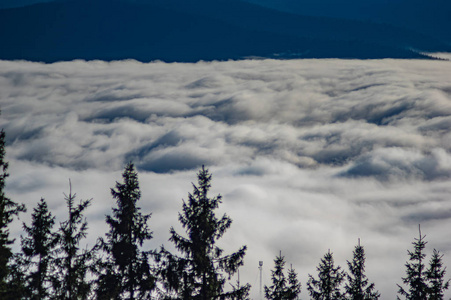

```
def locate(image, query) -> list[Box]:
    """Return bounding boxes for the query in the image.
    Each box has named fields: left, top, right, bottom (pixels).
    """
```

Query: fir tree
left=425, top=249, right=449, bottom=300
left=97, top=162, right=155, bottom=300
left=264, top=252, right=301, bottom=300
left=54, top=182, right=94, bottom=300
left=159, top=166, right=248, bottom=300
left=344, top=240, right=380, bottom=300
left=397, top=225, right=428, bottom=300
left=20, top=198, right=59, bottom=299
left=307, top=250, right=345, bottom=300
left=0, top=128, right=26, bottom=298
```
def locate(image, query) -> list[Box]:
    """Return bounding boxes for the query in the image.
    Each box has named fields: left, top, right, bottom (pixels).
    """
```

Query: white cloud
left=1, top=58, right=451, bottom=298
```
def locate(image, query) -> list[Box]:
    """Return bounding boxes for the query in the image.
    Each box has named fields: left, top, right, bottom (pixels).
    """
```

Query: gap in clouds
left=1, top=58, right=451, bottom=298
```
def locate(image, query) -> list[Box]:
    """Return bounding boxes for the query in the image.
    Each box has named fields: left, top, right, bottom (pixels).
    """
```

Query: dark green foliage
left=54, top=183, right=94, bottom=300
left=159, top=166, right=248, bottom=300
left=425, top=249, right=449, bottom=300
left=264, top=252, right=301, bottom=300
left=20, top=198, right=58, bottom=299
left=97, top=162, right=154, bottom=300
left=307, top=250, right=345, bottom=300
left=344, top=241, right=380, bottom=300
left=0, top=129, right=26, bottom=297
left=397, top=227, right=428, bottom=300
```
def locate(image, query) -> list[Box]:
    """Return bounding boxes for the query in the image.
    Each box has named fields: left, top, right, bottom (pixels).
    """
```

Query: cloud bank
left=1, top=58, right=451, bottom=298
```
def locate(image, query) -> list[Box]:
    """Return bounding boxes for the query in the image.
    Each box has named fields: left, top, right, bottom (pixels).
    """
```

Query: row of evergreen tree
left=0, top=126, right=449, bottom=300
left=265, top=230, right=450, bottom=300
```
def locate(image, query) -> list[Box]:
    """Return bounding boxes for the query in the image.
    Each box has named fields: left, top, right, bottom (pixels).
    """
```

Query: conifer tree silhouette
left=307, top=250, right=345, bottom=300
left=97, top=162, right=154, bottom=300
left=344, top=239, right=380, bottom=300
left=286, top=264, right=302, bottom=300
left=265, top=251, right=301, bottom=300
left=230, top=270, right=251, bottom=300
left=265, top=252, right=287, bottom=300
left=20, top=198, right=59, bottom=299
left=54, top=182, right=93, bottom=300
left=158, top=166, right=248, bottom=300
left=425, top=249, right=449, bottom=300
left=0, top=128, right=26, bottom=299
left=397, top=225, right=429, bottom=300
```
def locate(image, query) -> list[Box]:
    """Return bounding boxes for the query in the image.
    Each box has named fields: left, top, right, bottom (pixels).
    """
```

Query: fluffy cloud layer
left=1, top=58, right=451, bottom=298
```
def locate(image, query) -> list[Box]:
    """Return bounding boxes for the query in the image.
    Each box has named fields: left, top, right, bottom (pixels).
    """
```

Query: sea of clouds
left=1, top=58, right=451, bottom=298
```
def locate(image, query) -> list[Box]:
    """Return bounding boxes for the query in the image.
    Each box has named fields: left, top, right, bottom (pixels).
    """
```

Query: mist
left=1, top=58, right=451, bottom=298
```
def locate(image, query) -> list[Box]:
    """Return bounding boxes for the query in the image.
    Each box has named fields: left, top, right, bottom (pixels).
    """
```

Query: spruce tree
left=97, top=162, right=154, bottom=300
left=286, top=265, right=302, bottom=300
left=159, top=166, right=248, bottom=300
left=344, top=240, right=380, bottom=300
left=265, top=252, right=287, bottom=300
left=397, top=225, right=428, bottom=300
left=54, top=182, right=94, bottom=300
left=230, top=271, right=251, bottom=300
left=307, top=250, right=345, bottom=300
left=425, top=249, right=449, bottom=300
left=264, top=252, right=301, bottom=300
left=20, top=198, right=59, bottom=299
left=0, top=128, right=26, bottom=298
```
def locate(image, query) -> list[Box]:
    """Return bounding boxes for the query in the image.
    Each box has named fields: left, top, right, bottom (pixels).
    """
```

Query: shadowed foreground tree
left=158, top=166, right=249, bottom=300
left=344, top=240, right=380, bottom=300
left=0, top=128, right=26, bottom=298
left=5, top=256, right=27, bottom=299
left=397, top=226, right=429, bottom=300
left=265, top=251, right=301, bottom=300
left=53, top=182, right=94, bottom=300
left=20, top=198, right=59, bottom=299
left=307, top=250, right=345, bottom=300
left=96, top=162, right=155, bottom=300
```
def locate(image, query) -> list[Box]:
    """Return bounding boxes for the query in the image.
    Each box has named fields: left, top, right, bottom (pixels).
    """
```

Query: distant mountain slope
left=0, top=0, right=447, bottom=62
left=244, top=0, right=451, bottom=44
left=0, top=0, right=51, bottom=9
left=0, top=0, right=310, bottom=62
left=143, top=0, right=448, bottom=52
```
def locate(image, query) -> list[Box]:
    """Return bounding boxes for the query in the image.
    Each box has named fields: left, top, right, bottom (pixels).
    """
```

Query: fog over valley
left=1, top=58, right=451, bottom=298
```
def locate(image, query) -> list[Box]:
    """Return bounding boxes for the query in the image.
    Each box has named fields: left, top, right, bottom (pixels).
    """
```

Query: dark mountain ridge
left=142, top=0, right=447, bottom=52
left=0, top=0, right=448, bottom=62
left=244, top=0, right=451, bottom=44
